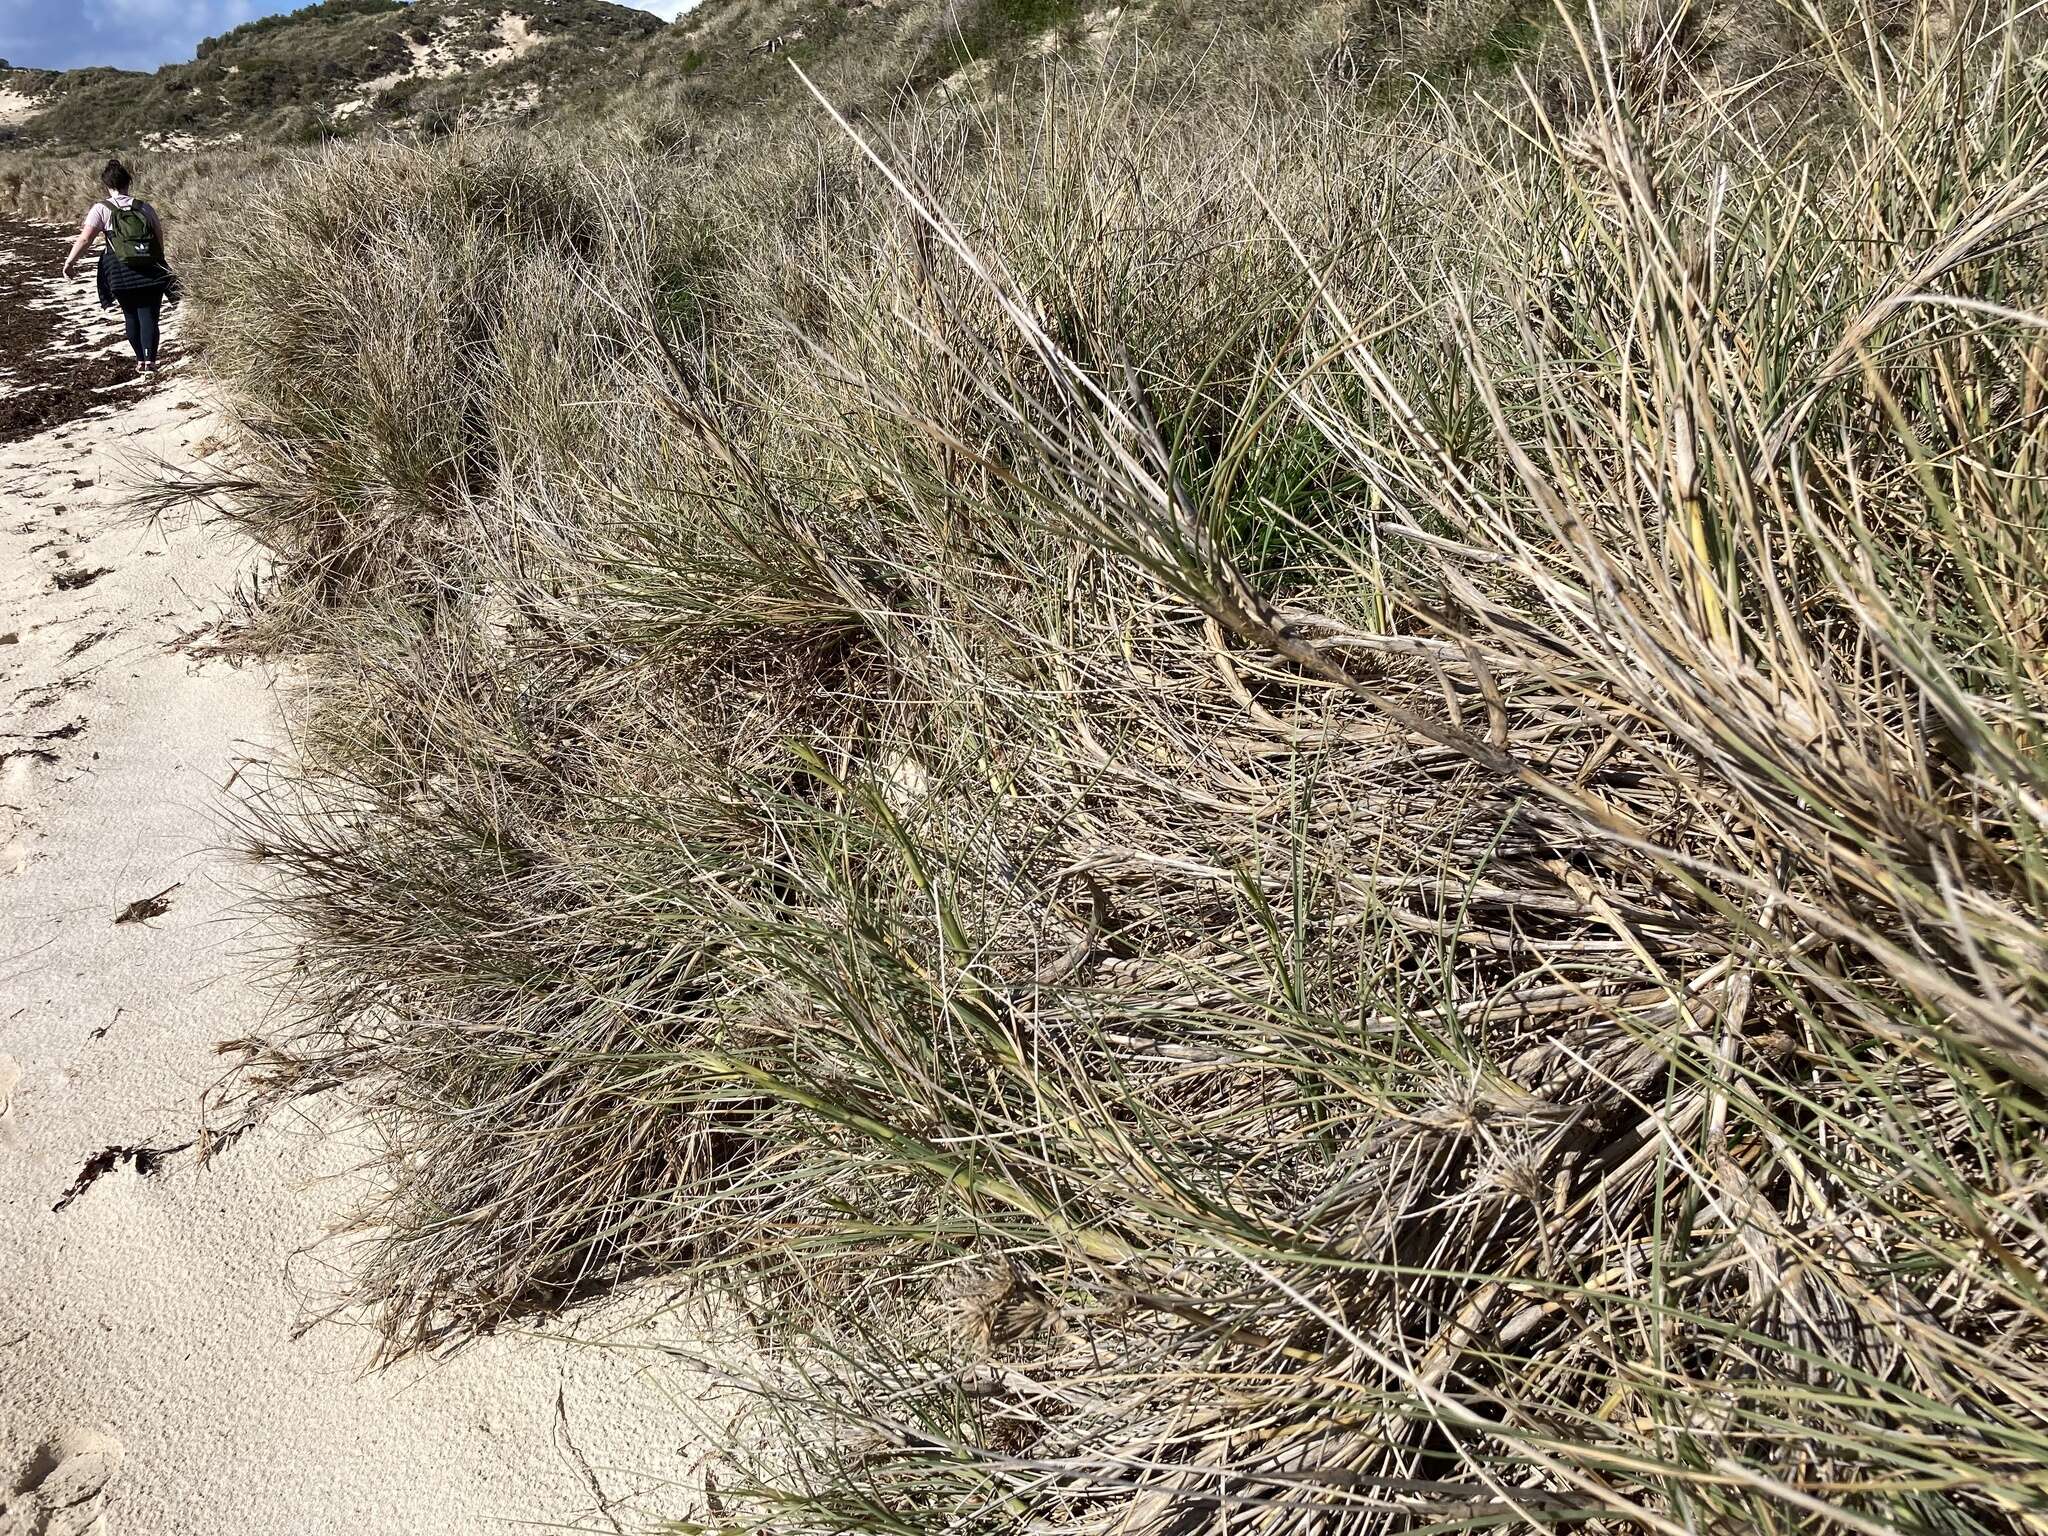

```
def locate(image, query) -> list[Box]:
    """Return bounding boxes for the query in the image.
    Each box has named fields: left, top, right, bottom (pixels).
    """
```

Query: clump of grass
left=190, top=0, right=2048, bottom=1528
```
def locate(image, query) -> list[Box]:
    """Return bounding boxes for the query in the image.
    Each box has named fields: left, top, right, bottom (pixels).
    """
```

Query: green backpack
left=103, top=202, right=160, bottom=270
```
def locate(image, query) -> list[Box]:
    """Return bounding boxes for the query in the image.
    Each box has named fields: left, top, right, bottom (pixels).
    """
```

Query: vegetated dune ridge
left=0, top=223, right=708, bottom=1536
left=0, top=0, right=661, bottom=150
left=182, top=0, right=2048, bottom=1529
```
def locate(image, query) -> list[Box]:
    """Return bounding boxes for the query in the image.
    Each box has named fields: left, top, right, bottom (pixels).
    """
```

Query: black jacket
left=98, top=245, right=177, bottom=307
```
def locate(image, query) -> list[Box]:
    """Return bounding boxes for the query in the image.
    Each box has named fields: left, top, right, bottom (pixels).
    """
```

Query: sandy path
left=0, top=252, right=703, bottom=1534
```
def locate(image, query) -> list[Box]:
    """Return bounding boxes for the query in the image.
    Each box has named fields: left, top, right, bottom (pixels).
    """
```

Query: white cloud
left=0, top=0, right=274, bottom=72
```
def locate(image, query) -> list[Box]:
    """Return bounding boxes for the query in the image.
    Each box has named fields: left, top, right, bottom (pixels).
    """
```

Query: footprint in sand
left=0, top=1427, right=125, bottom=1536
left=0, top=751, right=50, bottom=878
left=0, top=1056, right=23, bottom=1156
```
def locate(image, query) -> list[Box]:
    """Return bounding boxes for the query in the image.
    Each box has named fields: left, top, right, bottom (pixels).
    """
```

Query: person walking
left=60, top=160, right=175, bottom=377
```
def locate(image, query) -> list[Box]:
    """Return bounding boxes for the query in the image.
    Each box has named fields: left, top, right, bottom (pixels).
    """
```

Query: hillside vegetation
left=3, top=0, right=1541, bottom=158
left=118, top=0, right=2048, bottom=1527
left=0, top=0, right=658, bottom=148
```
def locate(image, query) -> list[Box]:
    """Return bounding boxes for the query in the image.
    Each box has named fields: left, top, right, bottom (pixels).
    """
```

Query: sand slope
left=0, top=268, right=699, bottom=1534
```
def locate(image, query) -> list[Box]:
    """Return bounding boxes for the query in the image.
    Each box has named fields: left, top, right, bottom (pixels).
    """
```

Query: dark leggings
left=118, top=294, right=161, bottom=364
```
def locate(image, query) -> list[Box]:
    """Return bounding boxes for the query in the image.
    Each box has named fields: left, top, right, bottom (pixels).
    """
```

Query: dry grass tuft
left=185, top=0, right=2048, bottom=1527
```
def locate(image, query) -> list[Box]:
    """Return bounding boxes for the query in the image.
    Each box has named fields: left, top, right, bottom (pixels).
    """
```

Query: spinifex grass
left=188, top=0, right=2048, bottom=1528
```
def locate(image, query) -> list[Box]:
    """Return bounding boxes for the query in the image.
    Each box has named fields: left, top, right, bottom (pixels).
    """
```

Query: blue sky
left=0, top=1, right=691, bottom=73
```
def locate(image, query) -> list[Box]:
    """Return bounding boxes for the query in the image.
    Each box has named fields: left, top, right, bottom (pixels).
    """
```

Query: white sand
left=495, top=13, right=547, bottom=63
left=0, top=268, right=709, bottom=1533
left=358, top=11, right=556, bottom=104
left=0, top=89, right=43, bottom=130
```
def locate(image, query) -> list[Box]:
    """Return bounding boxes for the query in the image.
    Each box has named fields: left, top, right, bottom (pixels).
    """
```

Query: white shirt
left=81, top=193, right=157, bottom=238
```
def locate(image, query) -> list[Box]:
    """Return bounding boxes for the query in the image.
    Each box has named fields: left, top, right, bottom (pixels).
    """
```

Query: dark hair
left=100, top=159, right=132, bottom=193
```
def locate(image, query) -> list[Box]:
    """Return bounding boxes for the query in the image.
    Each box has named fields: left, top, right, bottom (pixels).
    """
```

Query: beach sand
left=0, top=230, right=703, bottom=1535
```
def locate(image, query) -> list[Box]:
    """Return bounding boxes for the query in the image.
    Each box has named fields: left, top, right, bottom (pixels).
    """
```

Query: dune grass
left=171, top=0, right=2048, bottom=1528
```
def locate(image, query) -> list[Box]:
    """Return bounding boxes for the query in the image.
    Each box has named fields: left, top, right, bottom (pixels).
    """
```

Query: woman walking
left=60, top=160, right=174, bottom=376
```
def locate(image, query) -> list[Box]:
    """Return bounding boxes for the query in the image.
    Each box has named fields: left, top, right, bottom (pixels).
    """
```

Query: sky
left=0, top=1, right=693, bottom=73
